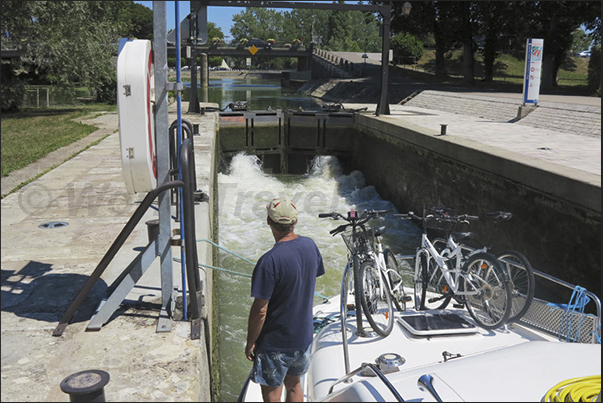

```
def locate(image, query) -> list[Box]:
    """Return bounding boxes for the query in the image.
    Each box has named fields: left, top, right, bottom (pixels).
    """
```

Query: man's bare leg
left=261, top=384, right=283, bottom=402
left=284, top=375, right=303, bottom=402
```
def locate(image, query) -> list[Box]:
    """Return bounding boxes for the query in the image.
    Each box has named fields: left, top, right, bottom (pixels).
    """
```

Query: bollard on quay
left=440, top=124, right=447, bottom=136
left=60, top=370, right=110, bottom=402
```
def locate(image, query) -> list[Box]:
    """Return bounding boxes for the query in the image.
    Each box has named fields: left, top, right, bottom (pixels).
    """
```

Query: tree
left=117, top=1, right=154, bottom=40
left=571, top=28, right=593, bottom=53
left=282, top=9, right=331, bottom=49
left=231, top=8, right=284, bottom=44
left=392, top=1, right=459, bottom=79
left=509, top=1, right=600, bottom=90
left=1, top=1, right=126, bottom=104
left=391, top=33, right=423, bottom=64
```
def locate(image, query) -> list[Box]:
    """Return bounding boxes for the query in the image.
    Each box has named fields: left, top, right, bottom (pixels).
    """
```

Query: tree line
left=391, top=1, right=600, bottom=89
left=1, top=1, right=600, bottom=112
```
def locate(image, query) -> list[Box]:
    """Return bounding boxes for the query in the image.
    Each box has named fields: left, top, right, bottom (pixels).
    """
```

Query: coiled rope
left=173, top=238, right=330, bottom=301
left=544, top=375, right=601, bottom=402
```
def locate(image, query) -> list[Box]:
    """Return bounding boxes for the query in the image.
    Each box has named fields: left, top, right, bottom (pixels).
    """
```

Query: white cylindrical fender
left=117, top=39, right=157, bottom=194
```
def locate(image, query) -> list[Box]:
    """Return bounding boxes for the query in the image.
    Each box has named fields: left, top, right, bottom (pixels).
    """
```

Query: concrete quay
left=1, top=104, right=218, bottom=402
left=1, top=90, right=600, bottom=401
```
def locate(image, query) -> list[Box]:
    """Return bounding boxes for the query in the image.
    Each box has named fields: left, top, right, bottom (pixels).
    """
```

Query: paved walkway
left=1, top=109, right=215, bottom=402
left=344, top=91, right=600, bottom=182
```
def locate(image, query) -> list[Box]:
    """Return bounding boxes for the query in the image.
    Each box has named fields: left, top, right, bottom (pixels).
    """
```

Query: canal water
left=210, top=78, right=420, bottom=401
left=184, top=76, right=324, bottom=111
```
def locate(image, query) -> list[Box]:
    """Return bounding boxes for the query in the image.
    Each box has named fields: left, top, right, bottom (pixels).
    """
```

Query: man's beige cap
left=266, top=197, right=298, bottom=224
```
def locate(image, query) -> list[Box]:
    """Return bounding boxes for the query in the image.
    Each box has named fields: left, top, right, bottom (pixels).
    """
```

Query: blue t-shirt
left=251, top=235, right=325, bottom=351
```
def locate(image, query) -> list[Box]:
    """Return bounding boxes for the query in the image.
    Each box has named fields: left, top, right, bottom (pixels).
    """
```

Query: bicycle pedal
left=453, top=303, right=464, bottom=309
left=402, top=296, right=412, bottom=302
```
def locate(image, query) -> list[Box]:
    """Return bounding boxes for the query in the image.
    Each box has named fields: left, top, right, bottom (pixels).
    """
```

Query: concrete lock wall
left=351, top=115, right=601, bottom=298
left=215, top=112, right=600, bottom=299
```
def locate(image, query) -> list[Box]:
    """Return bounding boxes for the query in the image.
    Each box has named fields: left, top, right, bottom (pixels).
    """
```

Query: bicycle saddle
left=372, top=225, right=387, bottom=237
left=451, top=231, right=473, bottom=242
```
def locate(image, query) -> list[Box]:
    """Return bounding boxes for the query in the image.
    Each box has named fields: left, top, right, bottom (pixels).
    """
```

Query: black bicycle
left=319, top=209, right=407, bottom=337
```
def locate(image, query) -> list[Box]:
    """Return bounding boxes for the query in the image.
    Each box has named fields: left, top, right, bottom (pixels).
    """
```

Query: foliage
left=1, top=1, right=126, bottom=107
left=587, top=45, right=601, bottom=95
left=117, top=1, right=154, bottom=39
left=391, top=33, right=423, bottom=63
left=95, top=75, right=117, bottom=104
left=1, top=75, right=25, bottom=112
left=571, top=28, right=593, bottom=53
left=209, top=57, right=223, bottom=68
left=231, top=9, right=284, bottom=45
left=391, top=1, right=601, bottom=86
left=207, top=22, right=224, bottom=45
left=323, top=9, right=379, bottom=52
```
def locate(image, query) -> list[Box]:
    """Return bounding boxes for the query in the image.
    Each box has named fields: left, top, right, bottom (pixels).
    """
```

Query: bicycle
left=319, top=209, right=409, bottom=337
left=394, top=206, right=513, bottom=330
left=432, top=211, right=535, bottom=323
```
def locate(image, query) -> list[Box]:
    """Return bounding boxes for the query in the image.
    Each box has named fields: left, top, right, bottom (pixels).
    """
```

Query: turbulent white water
left=215, top=153, right=419, bottom=401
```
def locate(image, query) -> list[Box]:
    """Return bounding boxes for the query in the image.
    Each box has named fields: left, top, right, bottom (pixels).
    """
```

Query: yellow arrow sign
left=248, top=45, right=258, bottom=56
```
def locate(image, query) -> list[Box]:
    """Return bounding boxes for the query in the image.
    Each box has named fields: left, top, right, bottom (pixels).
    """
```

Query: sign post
left=522, top=38, right=544, bottom=106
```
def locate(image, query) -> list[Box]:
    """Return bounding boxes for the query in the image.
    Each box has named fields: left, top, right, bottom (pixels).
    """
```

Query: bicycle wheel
left=359, top=260, right=394, bottom=337
left=462, top=252, right=512, bottom=329
left=496, top=250, right=535, bottom=323
left=416, top=253, right=452, bottom=310
left=385, top=249, right=408, bottom=312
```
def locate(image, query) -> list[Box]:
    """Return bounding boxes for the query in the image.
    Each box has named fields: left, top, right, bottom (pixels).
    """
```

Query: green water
left=183, top=77, right=324, bottom=111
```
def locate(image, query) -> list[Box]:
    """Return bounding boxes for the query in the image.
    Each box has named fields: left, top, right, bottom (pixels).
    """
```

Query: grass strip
left=1, top=104, right=115, bottom=177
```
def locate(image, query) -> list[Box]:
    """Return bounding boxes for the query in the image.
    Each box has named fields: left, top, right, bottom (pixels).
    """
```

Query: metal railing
left=327, top=362, right=404, bottom=402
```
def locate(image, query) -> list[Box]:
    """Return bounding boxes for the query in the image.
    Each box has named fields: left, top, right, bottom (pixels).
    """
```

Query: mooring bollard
left=145, top=219, right=160, bottom=244
left=440, top=124, right=447, bottom=136
left=60, top=370, right=110, bottom=402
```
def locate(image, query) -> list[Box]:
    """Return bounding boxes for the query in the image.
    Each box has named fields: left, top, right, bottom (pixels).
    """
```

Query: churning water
left=215, top=154, right=420, bottom=401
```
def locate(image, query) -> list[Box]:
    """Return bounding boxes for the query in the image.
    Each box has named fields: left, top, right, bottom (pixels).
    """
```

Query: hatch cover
left=398, top=313, right=477, bottom=336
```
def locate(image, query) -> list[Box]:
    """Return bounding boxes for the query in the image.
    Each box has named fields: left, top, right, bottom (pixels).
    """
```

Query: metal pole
left=376, top=4, right=391, bottom=116
left=188, top=8, right=200, bottom=113
left=153, top=1, right=175, bottom=332
left=175, top=1, right=188, bottom=320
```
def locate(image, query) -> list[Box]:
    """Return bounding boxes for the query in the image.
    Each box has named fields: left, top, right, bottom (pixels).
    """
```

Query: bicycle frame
left=416, top=233, right=484, bottom=297
left=372, top=235, right=403, bottom=301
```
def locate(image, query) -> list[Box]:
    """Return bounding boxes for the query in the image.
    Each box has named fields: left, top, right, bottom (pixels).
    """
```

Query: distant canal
left=183, top=76, right=324, bottom=111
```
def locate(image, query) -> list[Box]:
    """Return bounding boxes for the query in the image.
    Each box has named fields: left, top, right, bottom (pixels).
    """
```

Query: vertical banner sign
left=522, top=38, right=544, bottom=105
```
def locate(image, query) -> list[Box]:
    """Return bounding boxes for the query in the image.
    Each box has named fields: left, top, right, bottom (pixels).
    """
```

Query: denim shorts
left=251, top=344, right=312, bottom=387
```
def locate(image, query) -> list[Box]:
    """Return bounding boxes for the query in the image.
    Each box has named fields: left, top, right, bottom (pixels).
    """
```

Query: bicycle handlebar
left=319, top=209, right=393, bottom=236
left=485, top=211, right=512, bottom=221
left=394, top=212, right=479, bottom=222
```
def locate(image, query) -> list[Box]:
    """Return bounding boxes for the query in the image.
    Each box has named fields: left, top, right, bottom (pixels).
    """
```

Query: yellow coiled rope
left=544, top=375, right=601, bottom=402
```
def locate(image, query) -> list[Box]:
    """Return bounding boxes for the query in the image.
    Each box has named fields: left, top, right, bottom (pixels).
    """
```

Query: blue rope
left=558, top=286, right=591, bottom=342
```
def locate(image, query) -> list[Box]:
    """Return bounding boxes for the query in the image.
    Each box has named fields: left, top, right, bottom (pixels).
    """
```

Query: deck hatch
left=398, top=313, right=477, bottom=336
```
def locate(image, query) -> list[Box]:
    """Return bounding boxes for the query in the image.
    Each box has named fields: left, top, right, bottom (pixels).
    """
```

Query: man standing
left=245, top=196, right=325, bottom=402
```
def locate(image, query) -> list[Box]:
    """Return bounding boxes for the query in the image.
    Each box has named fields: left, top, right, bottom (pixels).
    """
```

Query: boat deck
left=242, top=288, right=600, bottom=402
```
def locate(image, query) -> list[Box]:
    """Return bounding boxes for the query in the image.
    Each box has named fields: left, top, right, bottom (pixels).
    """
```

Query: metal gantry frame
left=186, top=0, right=394, bottom=115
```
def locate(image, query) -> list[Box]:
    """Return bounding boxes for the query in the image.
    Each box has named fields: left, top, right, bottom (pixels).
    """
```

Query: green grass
left=1, top=104, right=116, bottom=178
left=395, top=49, right=593, bottom=96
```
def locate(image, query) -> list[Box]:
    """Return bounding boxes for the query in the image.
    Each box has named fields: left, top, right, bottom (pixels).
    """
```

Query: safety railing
left=53, top=138, right=202, bottom=337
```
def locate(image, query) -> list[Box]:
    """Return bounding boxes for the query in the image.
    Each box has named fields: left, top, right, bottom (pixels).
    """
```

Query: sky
left=134, top=1, right=245, bottom=38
